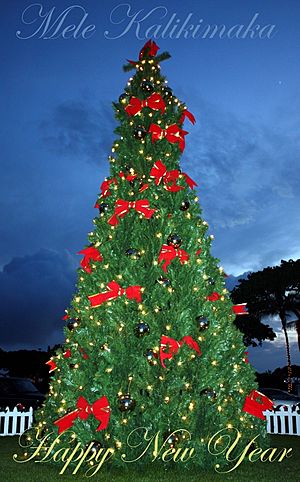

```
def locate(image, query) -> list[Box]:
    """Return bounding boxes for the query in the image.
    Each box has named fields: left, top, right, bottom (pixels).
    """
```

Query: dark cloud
left=180, top=95, right=300, bottom=275
left=39, top=100, right=117, bottom=164
left=248, top=335, right=299, bottom=372
left=0, top=249, right=77, bottom=350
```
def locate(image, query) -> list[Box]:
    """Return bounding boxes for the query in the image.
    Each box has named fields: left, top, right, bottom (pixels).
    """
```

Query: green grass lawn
left=0, top=435, right=299, bottom=482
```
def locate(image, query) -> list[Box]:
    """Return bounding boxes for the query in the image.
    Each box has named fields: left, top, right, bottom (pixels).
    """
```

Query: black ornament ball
left=140, top=80, right=154, bottom=93
left=196, top=316, right=209, bottom=331
left=144, top=348, right=156, bottom=365
left=163, top=431, right=180, bottom=448
left=119, top=93, right=128, bottom=105
left=98, top=203, right=109, bottom=214
left=133, top=126, right=147, bottom=140
left=200, top=388, right=217, bottom=400
left=207, top=277, right=215, bottom=286
left=86, top=440, right=102, bottom=455
left=67, top=320, right=78, bottom=331
left=157, top=277, right=171, bottom=288
left=134, top=322, right=150, bottom=337
left=161, top=86, right=173, bottom=98
left=118, top=393, right=136, bottom=412
left=125, top=248, right=141, bottom=259
left=167, top=233, right=182, bottom=248
left=179, top=200, right=190, bottom=211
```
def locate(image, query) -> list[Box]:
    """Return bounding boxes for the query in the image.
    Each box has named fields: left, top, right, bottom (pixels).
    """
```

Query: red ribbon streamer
left=242, top=390, right=273, bottom=420
left=100, top=178, right=117, bottom=198
left=160, top=335, right=201, bottom=368
left=150, top=160, right=197, bottom=191
left=158, top=244, right=189, bottom=272
left=149, top=124, right=188, bottom=152
left=78, top=247, right=103, bottom=273
left=139, top=183, right=149, bottom=192
left=119, top=172, right=137, bottom=181
left=182, top=172, right=197, bottom=189
left=108, top=199, right=156, bottom=226
left=118, top=172, right=148, bottom=192
left=63, top=349, right=71, bottom=358
left=88, top=280, right=142, bottom=308
left=46, top=360, right=57, bottom=373
left=181, top=335, right=202, bottom=355
left=180, top=109, right=196, bottom=125
left=232, top=303, right=248, bottom=315
left=54, top=395, right=111, bottom=434
left=125, top=93, right=166, bottom=116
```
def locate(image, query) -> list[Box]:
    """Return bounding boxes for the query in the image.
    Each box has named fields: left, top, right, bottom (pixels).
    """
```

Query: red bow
left=158, top=244, right=189, bottom=272
left=99, top=178, right=117, bottom=198
left=63, top=349, right=71, bottom=358
left=206, top=292, right=220, bottom=301
left=150, top=160, right=197, bottom=191
left=125, top=93, right=165, bottom=116
left=78, top=247, right=103, bottom=273
left=232, top=303, right=248, bottom=315
left=160, top=335, right=201, bottom=368
left=149, top=124, right=188, bottom=152
left=242, top=390, right=273, bottom=420
left=88, top=280, right=142, bottom=308
left=139, top=39, right=159, bottom=59
left=54, top=395, right=110, bottom=434
left=180, top=109, right=196, bottom=125
left=108, top=199, right=156, bottom=226
left=46, top=360, right=57, bottom=373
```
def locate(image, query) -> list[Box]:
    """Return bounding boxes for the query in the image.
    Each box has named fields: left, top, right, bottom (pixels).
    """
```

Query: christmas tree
left=26, top=41, right=269, bottom=471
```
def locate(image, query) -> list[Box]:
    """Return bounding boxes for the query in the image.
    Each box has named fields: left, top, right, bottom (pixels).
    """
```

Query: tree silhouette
left=232, top=259, right=300, bottom=391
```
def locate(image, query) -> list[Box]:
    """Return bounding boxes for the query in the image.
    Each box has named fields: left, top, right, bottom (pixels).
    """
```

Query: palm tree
left=232, top=259, right=300, bottom=392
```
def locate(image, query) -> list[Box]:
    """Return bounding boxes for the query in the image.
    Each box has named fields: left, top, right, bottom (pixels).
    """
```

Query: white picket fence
left=263, top=406, right=300, bottom=436
left=0, top=405, right=299, bottom=437
left=0, top=406, right=33, bottom=436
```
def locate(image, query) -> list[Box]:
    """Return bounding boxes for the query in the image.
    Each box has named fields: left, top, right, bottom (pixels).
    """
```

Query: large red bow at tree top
left=88, top=280, right=143, bottom=308
left=125, top=93, right=166, bottom=116
left=160, top=335, right=201, bottom=368
left=78, top=246, right=103, bottom=273
left=150, top=160, right=197, bottom=191
left=139, top=39, right=159, bottom=59
left=149, top=123, right=188, bottom=152
left=128, top=40, right=160, bottom=65
left=54, top=395, right=110, bottom=434
left=158, top=244, right=189, bottom=272
left=108, top=199, right=156, bottom=226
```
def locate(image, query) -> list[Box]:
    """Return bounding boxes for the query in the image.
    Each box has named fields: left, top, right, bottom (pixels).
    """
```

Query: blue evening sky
left=1, top=0, right=299, bottom=373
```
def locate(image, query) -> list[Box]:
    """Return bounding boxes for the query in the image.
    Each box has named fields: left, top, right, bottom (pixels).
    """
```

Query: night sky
left=1, top=0, right=300, bottom=373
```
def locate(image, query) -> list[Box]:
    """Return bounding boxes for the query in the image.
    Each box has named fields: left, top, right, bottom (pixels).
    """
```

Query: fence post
left=0, top=406, right=34, bottom=436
